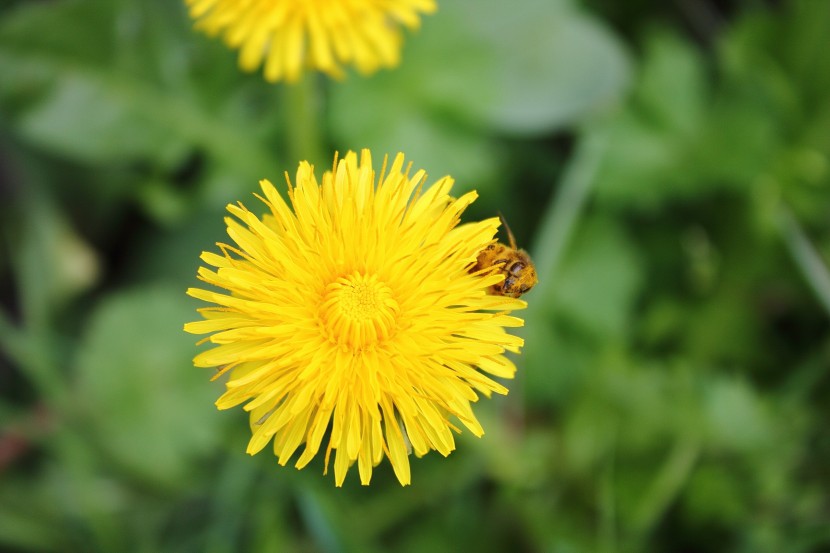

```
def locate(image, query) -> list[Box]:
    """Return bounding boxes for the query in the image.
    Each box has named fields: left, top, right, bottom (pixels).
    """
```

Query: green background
left=1, top=0, right=829, bottom=551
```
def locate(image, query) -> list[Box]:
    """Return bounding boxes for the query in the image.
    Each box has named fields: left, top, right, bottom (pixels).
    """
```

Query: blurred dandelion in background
left=184, top=0, right=437, bottom=82
left=185, top=150, right=526, bottom=486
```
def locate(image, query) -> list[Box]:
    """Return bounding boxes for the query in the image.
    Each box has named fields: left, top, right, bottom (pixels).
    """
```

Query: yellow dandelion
left=184, top=0, right=437, bottom=83
left=185, top=150, right=526, bottom=486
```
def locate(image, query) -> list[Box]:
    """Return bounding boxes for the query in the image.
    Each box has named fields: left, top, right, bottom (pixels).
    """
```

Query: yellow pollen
left=320, top=272, right=399, bottom=350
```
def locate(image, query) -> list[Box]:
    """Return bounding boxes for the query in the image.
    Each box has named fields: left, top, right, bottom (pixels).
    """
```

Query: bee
left=472, top=214, right=538, bottom=298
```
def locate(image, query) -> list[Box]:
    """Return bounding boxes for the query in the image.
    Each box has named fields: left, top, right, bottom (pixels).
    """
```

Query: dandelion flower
left=184, top=0, right=437, bottom=83
left=185, top=150, right=526, bottom=486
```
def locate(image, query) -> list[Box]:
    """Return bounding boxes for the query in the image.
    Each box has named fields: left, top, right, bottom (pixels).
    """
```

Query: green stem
left=779, top=206, right=830, bottom=318
left=0, top=315, right=65, bottom=413
left=0, top=309, right=64, bottom=409
left=0, top=308, right=26, bottom=371
left=517, top=124, right=608, bottom=358
left=1, top=172, right=66, bottom=407
left=530, top=127, right=609, bottom=295
left=509, top=127, right=608, bottom=422
left=282, top=74, right=327, bottom=168
left=633, top=434, right=701, bottom=536
left=599, top=430, right=618, bottom=553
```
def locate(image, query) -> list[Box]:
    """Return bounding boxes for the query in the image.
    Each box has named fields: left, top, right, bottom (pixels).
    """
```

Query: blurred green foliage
left=1, top=0, right=829, bottom=552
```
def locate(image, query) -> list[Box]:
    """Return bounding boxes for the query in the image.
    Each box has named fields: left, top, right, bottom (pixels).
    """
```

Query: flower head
left=185, top=150, right=526, bottom=486
left=184, top=0, right=437, bottom=83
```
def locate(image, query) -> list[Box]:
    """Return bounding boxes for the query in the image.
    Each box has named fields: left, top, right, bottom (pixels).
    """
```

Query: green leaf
left=636, top=30, right=707, bottom=136
left=551, top=217, right=644, bottom=338
left=329, top=89, right=506, bottom=193
left=15, top=73, right=189, bottom=165
left=522, top=324, right=595, bottom=407
left=702, top=377, right=772, bottom=452
left=330, top=0, right=631, bottom=187
left=0, top=0, right=277, bottom=177
left=593, top=31, right=710, bottom=209
left=11, top=197, right=99, bottom=329
left=0, top=485, right=66, bottom=552
left=414, top=0, right=632, bottom=134
left=73, top=285, right=222, bottom=487
left=682, top=465, right=750, bottom=526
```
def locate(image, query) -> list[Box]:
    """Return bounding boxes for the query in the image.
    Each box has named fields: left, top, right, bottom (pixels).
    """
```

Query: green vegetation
left=1, top=0, right=829, bottom=551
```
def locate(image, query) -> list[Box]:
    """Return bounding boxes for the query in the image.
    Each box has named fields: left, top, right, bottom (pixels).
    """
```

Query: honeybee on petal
left=472, top=214, right=538, bottom=298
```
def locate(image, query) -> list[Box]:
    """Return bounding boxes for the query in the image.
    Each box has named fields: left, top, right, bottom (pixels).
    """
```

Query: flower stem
left=282, top=75, right=327, bottom=168
left=778, top=205, right=830, bottom=318
left=632, top=433, right=701, bottom=536
left=0, top=308, right=64, bottom=409
left=509, top=127, right=608, bottom=420
left=530, top=127, right=609, bottom=299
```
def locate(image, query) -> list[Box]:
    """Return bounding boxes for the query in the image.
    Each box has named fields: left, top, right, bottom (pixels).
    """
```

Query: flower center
left=320, top=272, right=399, bottom=350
